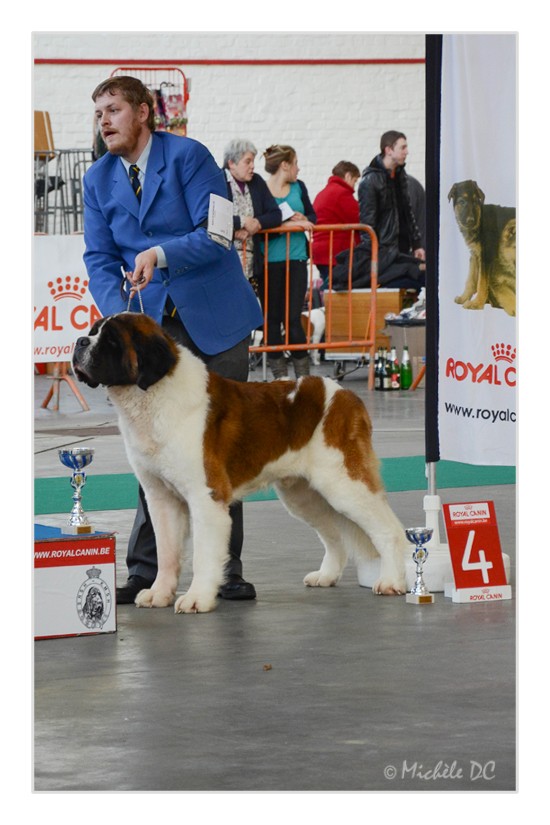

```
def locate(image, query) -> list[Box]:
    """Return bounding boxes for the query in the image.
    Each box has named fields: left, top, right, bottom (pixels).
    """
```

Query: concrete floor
left=33, top=357, right=516, bottom=793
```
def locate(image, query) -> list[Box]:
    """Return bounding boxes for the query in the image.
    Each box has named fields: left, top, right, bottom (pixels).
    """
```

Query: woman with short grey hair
left=223, top=139, right=282, bottom=295
left=223, top=138, right=257, bottom=169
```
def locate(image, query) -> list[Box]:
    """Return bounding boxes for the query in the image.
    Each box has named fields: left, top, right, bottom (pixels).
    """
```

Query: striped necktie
left=129, top=164, right=142, bottom=201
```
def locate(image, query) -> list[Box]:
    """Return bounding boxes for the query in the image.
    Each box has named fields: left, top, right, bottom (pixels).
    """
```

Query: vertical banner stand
left=420, top=461, right=453, bottom=589
left=424, top=462, right=446, bottom=550
left=357, top=36, right=513, bottom=597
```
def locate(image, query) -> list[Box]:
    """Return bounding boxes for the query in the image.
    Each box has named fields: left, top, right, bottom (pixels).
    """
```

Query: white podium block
left=356, top=547, right=453, bottom=593
left=357, top=550, right=510, bottom=595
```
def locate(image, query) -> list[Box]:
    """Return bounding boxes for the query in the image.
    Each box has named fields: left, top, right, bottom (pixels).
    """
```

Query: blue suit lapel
left=140, top=133, right=165, bottom=220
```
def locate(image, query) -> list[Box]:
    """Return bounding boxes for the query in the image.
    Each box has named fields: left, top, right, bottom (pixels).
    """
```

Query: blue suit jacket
left=83, top=132, right=263, bottom=354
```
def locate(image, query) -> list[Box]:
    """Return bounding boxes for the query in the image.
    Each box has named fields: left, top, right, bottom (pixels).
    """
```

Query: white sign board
left=34, top=235, right=101, bottom=363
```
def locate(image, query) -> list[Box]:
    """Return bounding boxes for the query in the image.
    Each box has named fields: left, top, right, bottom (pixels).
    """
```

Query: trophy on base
left=405, top=527, right=435, bottom=604
left=58, top=448, right=95, bottom=535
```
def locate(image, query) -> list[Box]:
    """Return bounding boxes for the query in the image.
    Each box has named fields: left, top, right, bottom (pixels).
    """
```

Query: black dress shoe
left=116, top=575, right=154, bottom=605
left=218, top=574, right=257, bottom=601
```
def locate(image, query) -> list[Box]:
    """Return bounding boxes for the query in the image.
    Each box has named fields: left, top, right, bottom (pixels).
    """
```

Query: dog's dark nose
left=76, top=336, right=90, bottom=348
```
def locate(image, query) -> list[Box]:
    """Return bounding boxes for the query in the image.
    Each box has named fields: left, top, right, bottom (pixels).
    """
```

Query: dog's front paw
left=174, top=589, right=218, bottom=614
left=304, top=570, right=338, bottom=587
left=135, top=588, right=175, bottom=608
left=373, top=577, right=406, bottom=596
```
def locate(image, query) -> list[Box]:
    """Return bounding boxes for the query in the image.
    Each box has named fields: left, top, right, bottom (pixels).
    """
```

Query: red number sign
left=443, top=501, right=508, bottom=590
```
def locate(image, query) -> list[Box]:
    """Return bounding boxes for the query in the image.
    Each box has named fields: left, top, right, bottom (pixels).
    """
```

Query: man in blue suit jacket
left=84, top=76, right=263, bottom=604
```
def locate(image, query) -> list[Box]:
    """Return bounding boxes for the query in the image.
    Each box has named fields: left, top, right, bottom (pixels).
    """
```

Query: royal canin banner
left=438, top=35, right=516, bottom=466
left=34, top=234, right=101, bottom=363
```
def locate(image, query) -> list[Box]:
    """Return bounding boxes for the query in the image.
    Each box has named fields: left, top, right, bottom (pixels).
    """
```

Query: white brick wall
left=33, top=32, right=426, bottom=201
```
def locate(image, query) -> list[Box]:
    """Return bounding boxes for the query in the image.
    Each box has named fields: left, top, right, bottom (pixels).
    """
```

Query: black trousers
left=125, top=315, right=250, bottom=583
left=377, top=253, right=426, bottom=290
left=258, top=259, right=309, bottom=360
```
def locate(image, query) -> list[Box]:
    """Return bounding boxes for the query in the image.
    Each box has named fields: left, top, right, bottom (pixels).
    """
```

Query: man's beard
left=105, top=118, right=143, bottom=157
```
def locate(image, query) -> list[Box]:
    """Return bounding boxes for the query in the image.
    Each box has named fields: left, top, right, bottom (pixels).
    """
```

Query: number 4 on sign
left=462, top=530, right=493, bottom=584
left=443, top=501, right=512, bottom=603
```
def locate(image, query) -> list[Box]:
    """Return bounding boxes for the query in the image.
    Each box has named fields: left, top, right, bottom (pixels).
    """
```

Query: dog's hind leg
left=310, top=476, right=407, bottom=595
left=174, top=493, right=232, bottom=614
left=135, top=480, right=190, bottom=609
left=275, top=477, right=358, bottom=587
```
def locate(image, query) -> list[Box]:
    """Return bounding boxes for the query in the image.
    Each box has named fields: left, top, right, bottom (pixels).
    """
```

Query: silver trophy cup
left=405, top=527, right=435, bottom=604
left=58, top=448, right=95, bottom=535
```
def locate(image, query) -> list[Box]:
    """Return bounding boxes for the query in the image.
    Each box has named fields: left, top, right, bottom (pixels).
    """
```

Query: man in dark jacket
left=334, top=131, right=425, bottom=289
left=358, top=130, right=425, bottom=286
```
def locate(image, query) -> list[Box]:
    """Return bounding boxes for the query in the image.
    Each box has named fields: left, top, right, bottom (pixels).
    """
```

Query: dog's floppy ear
left=135, top=328, right=179, bottom=391
left=448, top=184, right=458, bottom=203
left=473, top=182, right=485, bottom=204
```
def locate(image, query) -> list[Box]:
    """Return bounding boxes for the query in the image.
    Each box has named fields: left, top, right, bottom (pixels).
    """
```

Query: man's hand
left=127, top=248, right=158, bottom=296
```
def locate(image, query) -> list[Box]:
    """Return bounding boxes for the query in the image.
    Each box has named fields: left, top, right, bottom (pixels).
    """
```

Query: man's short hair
left=332, top=161, right=360, bottom=179
left=380, top=130, right=406, bottom=156
left=92, top=76, right=156, bottom=132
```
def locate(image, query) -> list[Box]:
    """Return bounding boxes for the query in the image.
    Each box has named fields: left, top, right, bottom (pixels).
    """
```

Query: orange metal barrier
left=244, top=224, right=379, bottom=388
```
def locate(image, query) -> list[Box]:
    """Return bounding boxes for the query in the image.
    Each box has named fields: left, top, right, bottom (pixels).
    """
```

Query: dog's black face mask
left=448, top=180, right=485, bottom=232
left=73, top=313, right=179, bottom=390
left=72, top=317, right=109, bottom=388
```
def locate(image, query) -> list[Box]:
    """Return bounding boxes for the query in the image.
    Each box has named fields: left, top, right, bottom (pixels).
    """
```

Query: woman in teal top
left=260, top=144, right=316, bottom=379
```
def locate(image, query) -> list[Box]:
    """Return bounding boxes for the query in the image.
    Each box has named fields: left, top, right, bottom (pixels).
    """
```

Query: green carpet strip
left=34, top=456, right=515, bottom=515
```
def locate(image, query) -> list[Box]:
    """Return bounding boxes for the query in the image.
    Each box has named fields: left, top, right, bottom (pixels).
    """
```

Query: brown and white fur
left=73, top=312, right=407, bottom=614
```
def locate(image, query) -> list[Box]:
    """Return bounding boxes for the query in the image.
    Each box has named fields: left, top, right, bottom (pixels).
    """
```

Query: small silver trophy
left=58, top=448, right=95, bottom=535
left=405, top=527, right=435, bottom=604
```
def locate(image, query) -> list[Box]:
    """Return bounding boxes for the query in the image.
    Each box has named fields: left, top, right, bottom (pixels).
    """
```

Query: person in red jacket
left=312, top=161, right=361, bottom=288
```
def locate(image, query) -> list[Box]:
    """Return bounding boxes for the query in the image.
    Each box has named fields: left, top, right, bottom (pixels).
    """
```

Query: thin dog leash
left=121, top=266, right=145, bottom=313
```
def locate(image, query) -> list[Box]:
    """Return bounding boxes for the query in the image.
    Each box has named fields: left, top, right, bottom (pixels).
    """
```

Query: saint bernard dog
left=73, top=312, right=407, bottom=614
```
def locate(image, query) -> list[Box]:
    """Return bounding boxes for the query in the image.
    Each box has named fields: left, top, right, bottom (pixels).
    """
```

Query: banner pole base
left=423, top=493, right=448, bottom=552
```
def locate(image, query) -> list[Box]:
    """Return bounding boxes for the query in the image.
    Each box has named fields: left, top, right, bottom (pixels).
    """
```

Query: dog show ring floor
left=33, top=358, right=518, bottom=797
